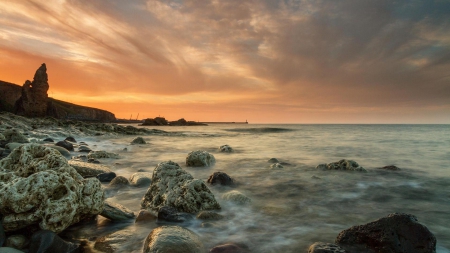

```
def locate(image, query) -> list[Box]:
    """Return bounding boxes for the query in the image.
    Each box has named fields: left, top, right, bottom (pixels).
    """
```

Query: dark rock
left=15, top=64, right=49, bottom=117
left=207, top=172, right=234, bottom=186
left=378, top=165, right=401, bottom=171
left=108, top=176, right=130, bottom=188
left=210, top=243, right=249, bottom=253
left=141, top=117, right=168, bottom=126
left=308, top=242, right=346, bottom=253
left=65, top=137, right=76, bottom=143
left=219, top=145, right=233, bottom=152
left=29, top=230, right=81, bottom=253
left=78, top=146, right=92, bottom=153
left=0, top=216, right=5, bottom=247
left=55, top=140, right=74, bottom=151
left=87, top=158, right=100, bottom=164
left=157, top=206, right=193, bottom=223
left=131, top=137, right=146, bottom=144
left=317, top=159, right=366, bottom=172
left=96, top=172, right=116, bottom=182
left=267, top=158, right=279, bottom=163
left=79, top=142, right=88, bottom=146
left=100, top=201, right=135, bottom=222
left=135, top=210, right=157, bottom=224
left=5, top=235, right=28, bottom=250
left=335, top=213, right=436, bottom=253
left=42, top=138, right=54, bottom=142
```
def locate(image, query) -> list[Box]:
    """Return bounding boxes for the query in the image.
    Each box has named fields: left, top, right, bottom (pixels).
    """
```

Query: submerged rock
left=129, top=172, right=152, bottom=187
left=78, top=146, right=92, bottom=153
left=219, top=145, right=233, bottom=152
left=108, top=176, right=130, bottom=188
left=378, top=165, right=401, bottom=171
left=267, top=158, right=279, bottom=163
left=157, top=206, right=193, bottom=223
left=143, top=226, right=206, bottom=253
left=270, top=163, right=284, bottom=169
left=141, top=161, right=220, bottom=215
left=30, top=230, right=80, bottom=253
left=335, top=213, right=436, bottom=253
left=87, top=151, right=119, bottom=159
left=186, top=150, right=216, bottom=167
left=65, top=137, right=76, bottom=143
left=100, top=201, right=135, bottom=222
left=0, top=144, right=104, bottom=233
left=308, top=242, right=346, bottom=253
left=316, top=159, right=366, bottom=172
left=207, top=172, right=234, bottom=186
left=131, top=137, right=146, bottom=144
left=68, top=160, right=112, bottom=178
left=196, top=211, right=224, bottom=221
left=222, top=190, right=251, bottom=205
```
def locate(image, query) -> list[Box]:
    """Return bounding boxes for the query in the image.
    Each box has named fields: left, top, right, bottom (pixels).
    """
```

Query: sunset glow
left=1, top=0, right=449, bottom=123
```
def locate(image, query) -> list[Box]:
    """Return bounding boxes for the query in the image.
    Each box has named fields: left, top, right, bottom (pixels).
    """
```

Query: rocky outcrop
left=141, top=117, right=169, bottom=126
left=14, top=64, right=49, bottom=117
left=0, top=144, right=104, bottom=233
left=316, top=159, right=366, bottom=172
left=335, top=213, right=436, bottom=253
left=186, top=150, right=216, bottom=167
left=0, top=81, right=22, bottom=112
left=143, top=226, right=206, bottom=253
left=141, top=161, right=220, bottom=215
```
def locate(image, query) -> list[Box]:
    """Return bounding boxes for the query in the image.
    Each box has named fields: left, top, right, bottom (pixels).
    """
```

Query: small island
left=140, top=117, right=207, bottom=126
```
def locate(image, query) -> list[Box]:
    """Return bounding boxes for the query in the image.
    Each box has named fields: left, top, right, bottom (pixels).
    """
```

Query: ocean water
left=64, top=124, right=450, bottom=252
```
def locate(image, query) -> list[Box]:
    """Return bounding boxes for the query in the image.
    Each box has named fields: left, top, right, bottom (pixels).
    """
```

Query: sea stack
left=15, top=63, right=49, bottom=117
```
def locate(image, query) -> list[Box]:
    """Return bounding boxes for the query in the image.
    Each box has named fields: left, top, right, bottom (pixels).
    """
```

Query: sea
left=62, top=124, right=450, bottom=252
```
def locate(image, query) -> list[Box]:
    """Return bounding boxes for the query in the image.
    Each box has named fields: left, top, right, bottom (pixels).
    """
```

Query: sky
left=0, top=0, right=449, bottom=123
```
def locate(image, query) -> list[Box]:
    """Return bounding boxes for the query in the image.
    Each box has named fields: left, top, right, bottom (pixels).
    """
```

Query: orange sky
left=1, top=0, right=449, bottom=123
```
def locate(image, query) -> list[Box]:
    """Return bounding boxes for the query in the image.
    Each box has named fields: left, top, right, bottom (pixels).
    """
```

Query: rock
left=68, top=160, right=111, bottom=178
left=65, top=137, right=76, bottom=143
left=143, top=226, right=206, bottom=253
left=142, top=117, right=169, bottom=126
left=87, top=151, right=119, bottom=159
left=378, top=165, right=401, bottom=171
left=2, top=129, right=28, bottom=144
left=29, top=230, right=80, bottom=253
left=270, top=163, right=284, bottom=169
left=0, top=247, right=25, bottom=253
left=131, top=137, right=146, bottom=144
left=135, top=210, right=156, bottom=224
left=108, top=176, right=130, bottom=188
left=219, top=145, right=233, bottom=152
left=42, top=138, right=53, bottom=142
left=141, top=161, right=220, bottom=215
left=157, top=206, right=193, bottom=223
left=0, top=134, right=5, bottom=141
left=222, top=191, right=251, bottom=205
left=55, top=140, right=74, bottom=151
left=96, top=172, right=116, bottom=182
left=267, top=158, right=279, bottom=163
left=316, top=159, right=366, bottom=172
left=5, top=235, right=28, bottom=250
left=87, top=158, right=100, bottom=164
left=78, top=146, right=92, bottom=153
left=308, top=242, right=346, bottom=253
left=0, top=144, right=104, bottom=233
left=335, top=213, right=436, bottom=253
left=42, top=144, right=71, bottom=159
left=79, top=142, right=88, bottom=146
left=14, top=64, right=49, bottom=117
left=0, top=218, right=4, bottom=247
left=186, top=151, right=216, bottom=167
left=210, top=243, right=249, bottom=253
left=94, top=230, right=132, bottom=253
left=129, top=172, right=152, bottom=187
left=196, top=211, right=224, bottom=220
left=207, top=172, right=234, bottom=186
left=100, top=201, right=135, bottom=221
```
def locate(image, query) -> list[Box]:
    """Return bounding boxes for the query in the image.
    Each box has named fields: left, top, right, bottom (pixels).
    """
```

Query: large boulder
left=335, top=213, right=436, bottom=253
left=0, top=144, right=104, bottom=233
left=141, top=161, right=220, bottom=215
left=186, top=151, right=215, bottom=167
left=316, top=159, right=366, bottom=172
left=143, top=226, right=206, bottom=253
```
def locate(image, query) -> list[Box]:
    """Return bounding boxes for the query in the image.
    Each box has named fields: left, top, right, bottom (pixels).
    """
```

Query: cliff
left=0, top=64, right=116, bottom=122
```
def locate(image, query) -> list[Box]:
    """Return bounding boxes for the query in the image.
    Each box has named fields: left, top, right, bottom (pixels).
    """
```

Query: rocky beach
left=0, top=112, right=448, bottom=252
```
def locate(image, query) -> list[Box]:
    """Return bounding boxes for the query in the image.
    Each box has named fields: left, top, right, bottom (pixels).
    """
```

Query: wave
left=225, top=127, right=295, bottom=133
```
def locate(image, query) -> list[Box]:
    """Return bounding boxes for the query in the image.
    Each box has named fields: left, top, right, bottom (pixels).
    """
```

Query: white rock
left=143, top=226, right=206, bottom=253
left=141, top=161, right=220, bottom=215
left=222, top=190, right=251, bottom=205
left=0, top=144, right=104, bottom=233
left=87, top=151, right=119, bottom=159
left=186, top=150, right=215, bottom=167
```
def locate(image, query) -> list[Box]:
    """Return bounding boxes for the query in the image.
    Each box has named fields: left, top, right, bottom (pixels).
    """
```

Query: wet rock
left=42, top=138, right=53, bottom=143
left=87, top=158, right=100, bottom=164
left=55, top=140, right=74, bottom=151
left=308, top=242, right=346, bottom=253
left=78, top=146, right=92, bottom=153
left=335, top=213, right=436, bottom=253
left=210, top=243, right=249, bottom=253
left=219, top=145, right=233, bottom=152
left=135, top=210, right=156, bottom=224
left=78, top=142, right=88, bottom=146
left=143, top=226, right=206, bottom=253
left=0, top=247, right=25, bottom=253
left=0, top=219, right=4, bottom=247
left=29, top=230, right=80, bottom=253
left=108, top=176, right=130, bottom=188
left=270, top=163, right=284, bottom=169
left=207, top=172, right=234, bottom=186
left=87, top=151, right=119, bottom=159
left=267, top=158, right=279, bottom=163
left=5, top=235, right=28, bottom=250
left=0, top=144, right=104, bottom=233
left=378, top=165, right=401, bottom=171
left=316, top=159, right=366, bottom=172
left=100, top=201, right=135, bottom=221
left=42, top=144, right=72, bottom=159
left=131, top=137, right=146, bottom=144
left=141, top=161, right=220, bottom=215
left=65, top=137, right=76, bottom=143
left=157, top=206, right=193, bottom=223
left=94, top=230, right=133, bottom=253
left=196, top=211, right=224, bottom=221
left=186, top=150, right=216, bottom=167
left=129, top=172, right=152, bottom=187
left=96, top=172, right=116, bottom=182
left=68, top=160, right=112, bottom=178
left=2, top=129, right=29, bottom=144
left=222, top=191, right=251, bottom=205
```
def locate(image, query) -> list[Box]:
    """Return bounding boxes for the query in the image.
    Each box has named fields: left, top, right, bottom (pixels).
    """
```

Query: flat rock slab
left=100, top=201, right=135, bottom=221
left=68, top=160, right=112, bottom=178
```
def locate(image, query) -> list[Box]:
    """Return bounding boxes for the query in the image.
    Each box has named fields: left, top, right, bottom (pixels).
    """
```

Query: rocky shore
left=0, top=113, right=438, bottom=252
